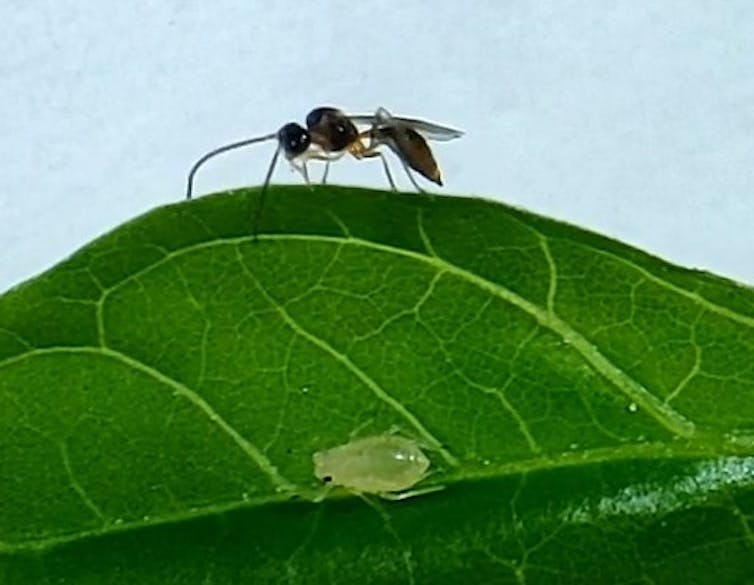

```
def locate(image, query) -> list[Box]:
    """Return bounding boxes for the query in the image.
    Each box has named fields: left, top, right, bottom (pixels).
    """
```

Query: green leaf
left=2, top=185, right=754, bottom=584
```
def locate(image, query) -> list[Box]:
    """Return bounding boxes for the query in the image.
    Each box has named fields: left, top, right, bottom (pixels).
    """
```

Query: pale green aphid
left=313, top=434, right=435, bottom=497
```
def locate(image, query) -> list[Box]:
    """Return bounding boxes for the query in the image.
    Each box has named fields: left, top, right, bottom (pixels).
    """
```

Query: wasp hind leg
left=399, top=158, right=428, bottom=194
left=359, top=149, right=397, bottom=191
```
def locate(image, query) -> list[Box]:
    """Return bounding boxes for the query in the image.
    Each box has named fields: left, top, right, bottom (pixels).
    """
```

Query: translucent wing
left=349, top=107, right=464, bottom=141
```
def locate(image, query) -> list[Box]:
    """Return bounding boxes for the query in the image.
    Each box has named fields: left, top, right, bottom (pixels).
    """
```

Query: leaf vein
left=235, top=245, right=460, bottom=467
left=0, top=346, right=294, bottom=491
left=2, top=442, right=751, bottom=554
left=97, top=233, right=697, bottom=437
left=570, top=238, right=754, bottom=328
left=99, top=347, right=295, bottom=491
left=304, top=235, right=696, bottom=438
left=60, top=440, right=107, bottom=523
left=539, top=235, right=557, bottom=313
left=497, top=203, right=754, bottom=327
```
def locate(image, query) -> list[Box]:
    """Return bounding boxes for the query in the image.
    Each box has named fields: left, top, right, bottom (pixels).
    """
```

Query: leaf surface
left=1, top=186, right=754, bottom=584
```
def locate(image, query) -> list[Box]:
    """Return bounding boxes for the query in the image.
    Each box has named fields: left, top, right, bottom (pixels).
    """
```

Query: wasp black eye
left=277, top=123, right=311, bottom=157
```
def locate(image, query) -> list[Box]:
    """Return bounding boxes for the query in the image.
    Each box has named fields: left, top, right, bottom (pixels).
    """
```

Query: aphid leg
left=380, top=485, right=446, bottom=501
left=322, top=160, right=330, bottom=185
left=387, top=424, right=403, bottom=435
left=377, top=484, right=446, bottom=501
left=310, top=482, right=335, bottom=503
left=348, top=417, right=377, bottom=440
left=251, top=145, right=281, bottom=241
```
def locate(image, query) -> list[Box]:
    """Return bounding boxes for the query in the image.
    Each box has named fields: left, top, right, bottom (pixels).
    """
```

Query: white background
left=1, top=1, right=753, bottom=293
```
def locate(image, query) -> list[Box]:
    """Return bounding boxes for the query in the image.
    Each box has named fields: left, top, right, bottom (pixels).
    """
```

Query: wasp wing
left=348, top=114, right=464, bottom=141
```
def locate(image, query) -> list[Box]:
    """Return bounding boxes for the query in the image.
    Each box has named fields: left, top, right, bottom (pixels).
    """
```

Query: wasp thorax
left=305, top=107, right=359, bottom=152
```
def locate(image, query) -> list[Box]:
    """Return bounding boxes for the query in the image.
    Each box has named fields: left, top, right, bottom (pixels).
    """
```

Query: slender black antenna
left=185, top=133, right=277, bottom=200
left=251, top=145, right=282, bottom=240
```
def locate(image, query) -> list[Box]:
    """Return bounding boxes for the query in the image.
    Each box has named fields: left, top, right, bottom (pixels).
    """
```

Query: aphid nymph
left=313, top=434, right=431, bottom=495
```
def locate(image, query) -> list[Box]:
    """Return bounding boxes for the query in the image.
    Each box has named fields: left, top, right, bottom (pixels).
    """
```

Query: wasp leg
left=399, top=158, right=426, bottom=194
left=359, top=148, right=397, bottom=191
left=289, top=158, right=315, bottom=190
left=304, top=150, right=344, bottom=185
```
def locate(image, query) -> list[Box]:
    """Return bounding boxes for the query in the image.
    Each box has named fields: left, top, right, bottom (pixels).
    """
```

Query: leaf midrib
left=0, top=420, right=747, bottom=556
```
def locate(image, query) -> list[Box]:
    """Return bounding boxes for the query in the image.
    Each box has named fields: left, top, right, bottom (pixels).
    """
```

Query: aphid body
left=313, top=435, right=430, bottom=494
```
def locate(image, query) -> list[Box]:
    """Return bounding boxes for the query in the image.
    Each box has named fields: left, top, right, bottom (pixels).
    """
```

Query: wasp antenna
left=186, top=132, right=277, bottom=200
left=251, top=144, right=282, bottom=241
